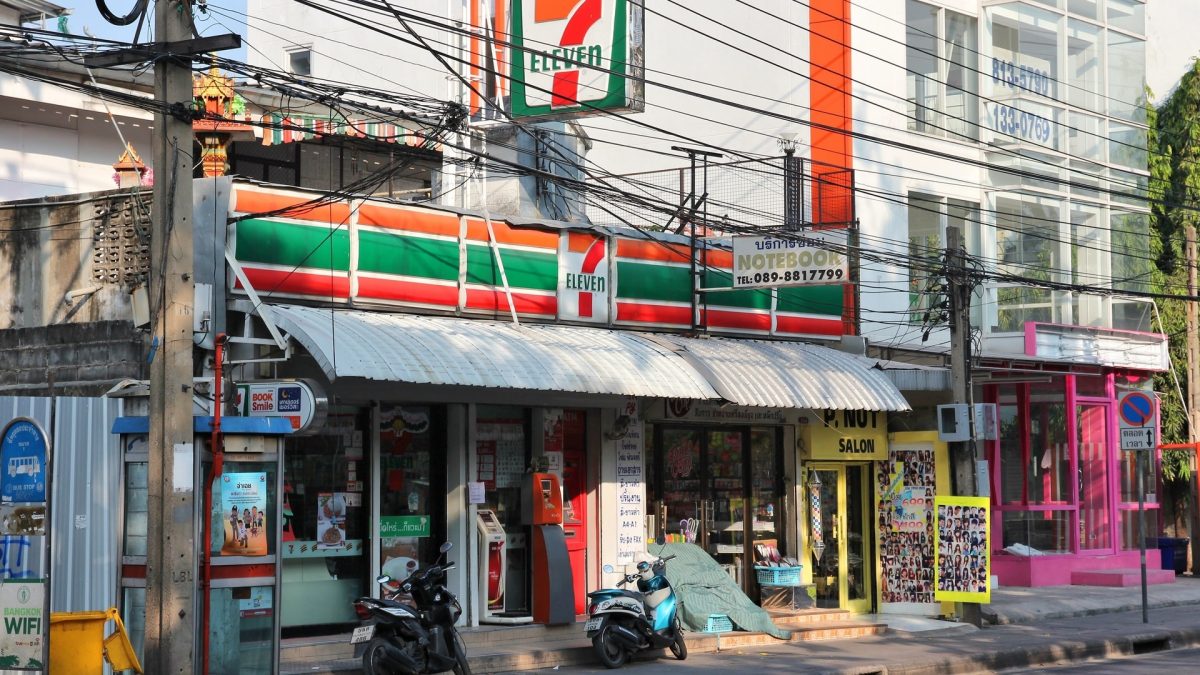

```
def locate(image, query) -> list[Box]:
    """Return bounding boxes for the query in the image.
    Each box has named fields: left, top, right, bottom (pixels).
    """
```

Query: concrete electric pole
left=946, top=225, right=982, bottom=627
left=146, top=0, right=198, bottom=669
left=85, top=2, right=240, bottom=669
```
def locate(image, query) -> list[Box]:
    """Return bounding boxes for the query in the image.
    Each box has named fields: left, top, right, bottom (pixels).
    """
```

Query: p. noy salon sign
left=799, top=409, right=888, bottom=461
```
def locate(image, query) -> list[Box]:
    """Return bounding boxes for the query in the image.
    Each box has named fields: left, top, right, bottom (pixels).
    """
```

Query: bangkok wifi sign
left=510, top=0, right=644, bottom=119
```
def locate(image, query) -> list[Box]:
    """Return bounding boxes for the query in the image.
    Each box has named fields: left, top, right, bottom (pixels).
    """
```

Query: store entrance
left=652, top=426, right=784, bottom=598
left=808, top=464, right=873, bottom=613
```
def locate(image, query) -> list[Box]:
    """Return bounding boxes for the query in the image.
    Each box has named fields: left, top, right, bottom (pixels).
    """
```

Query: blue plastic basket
left=755, top=565, right=803, bottom=587
left=704, top=614, right=733, bottom=633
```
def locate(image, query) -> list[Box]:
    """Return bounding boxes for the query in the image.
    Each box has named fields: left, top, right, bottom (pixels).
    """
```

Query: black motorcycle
left=351, top=542, right=471, bottom=675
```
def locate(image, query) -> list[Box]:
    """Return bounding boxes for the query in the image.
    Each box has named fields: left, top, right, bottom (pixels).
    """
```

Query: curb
left=984, top=595, right=1200, bottom=626
left=826, top=626, right=1200, bottom=675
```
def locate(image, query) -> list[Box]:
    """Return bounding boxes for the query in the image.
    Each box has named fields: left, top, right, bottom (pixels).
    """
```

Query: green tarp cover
left=647, top=542, right=791, bottom=640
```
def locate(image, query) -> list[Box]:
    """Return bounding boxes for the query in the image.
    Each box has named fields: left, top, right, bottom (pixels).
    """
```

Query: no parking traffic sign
left=1118, top=391, right=1156, bottom=451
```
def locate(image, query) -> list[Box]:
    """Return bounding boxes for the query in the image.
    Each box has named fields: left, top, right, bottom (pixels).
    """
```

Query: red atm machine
left=526, top=472, right=574, bottom=625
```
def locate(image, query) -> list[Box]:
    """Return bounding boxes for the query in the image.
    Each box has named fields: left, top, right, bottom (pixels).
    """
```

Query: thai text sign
left=380, top=515, right=431, bottom=539
left=510, top=0, right=644, bottom=119
left=731, top=232, right=848, bottom=288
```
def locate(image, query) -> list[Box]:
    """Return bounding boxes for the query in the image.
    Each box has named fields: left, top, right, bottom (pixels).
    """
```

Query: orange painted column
left=809, top=0, right=857, bottom=335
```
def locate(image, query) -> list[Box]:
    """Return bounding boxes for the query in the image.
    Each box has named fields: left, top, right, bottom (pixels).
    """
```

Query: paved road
left=1003, top=645, right=1200, bottom=673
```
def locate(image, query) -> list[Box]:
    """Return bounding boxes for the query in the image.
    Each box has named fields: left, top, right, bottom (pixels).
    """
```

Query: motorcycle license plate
left=350, top=625, right=375, bottom=644
left=584, top=617, right=603, bottom=632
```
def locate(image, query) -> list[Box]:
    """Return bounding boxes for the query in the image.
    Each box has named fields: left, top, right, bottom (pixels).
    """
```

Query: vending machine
left=477, top=509, right=531, bottom=624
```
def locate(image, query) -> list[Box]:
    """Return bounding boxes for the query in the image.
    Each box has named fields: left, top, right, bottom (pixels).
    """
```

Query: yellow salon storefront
left=799, top=410, right=887, bottom=613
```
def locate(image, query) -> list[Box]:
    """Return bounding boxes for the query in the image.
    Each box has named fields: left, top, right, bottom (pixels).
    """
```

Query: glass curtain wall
left=981, top=1, right=1150, bottom=334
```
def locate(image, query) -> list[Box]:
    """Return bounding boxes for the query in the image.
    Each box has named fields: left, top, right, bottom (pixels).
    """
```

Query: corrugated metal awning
left=268, top=305, right=720, bottom=400
left=647, top=334, right=911, bottom=412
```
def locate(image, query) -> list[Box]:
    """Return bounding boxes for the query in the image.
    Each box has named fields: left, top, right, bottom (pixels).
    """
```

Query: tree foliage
left=1151, top=60, right=1200, bottom=481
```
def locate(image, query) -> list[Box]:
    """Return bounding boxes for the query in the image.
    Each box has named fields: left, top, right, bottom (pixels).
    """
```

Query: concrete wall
left=0, top=189, right=149, bottom=395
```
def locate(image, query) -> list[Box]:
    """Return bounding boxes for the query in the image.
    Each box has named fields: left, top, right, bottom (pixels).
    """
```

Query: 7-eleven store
left=138, top=178, right=908, bottom=658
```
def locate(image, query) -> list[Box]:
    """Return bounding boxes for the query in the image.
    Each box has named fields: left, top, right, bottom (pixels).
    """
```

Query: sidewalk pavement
left=517, top=576, right=1200, bottom=674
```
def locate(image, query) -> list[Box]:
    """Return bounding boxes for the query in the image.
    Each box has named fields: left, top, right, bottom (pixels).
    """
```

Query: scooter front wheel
left=450, top=628, right=472, bottom=675
left=593, top=625, right=630, bottom=669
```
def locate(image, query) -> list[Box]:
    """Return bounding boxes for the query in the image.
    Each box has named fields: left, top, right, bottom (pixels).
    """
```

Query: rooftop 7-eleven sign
left=509, top=0, right=644, bottom=119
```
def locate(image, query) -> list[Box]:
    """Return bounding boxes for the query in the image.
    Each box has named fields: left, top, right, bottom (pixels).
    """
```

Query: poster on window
left=315, top=492, right=348, bottom=550
left=877, top=445, right=937, bottom=605
left=934, top=496, right=991, bottom=603
left=220, top=472, right=268, bottom=556
left=894, top=487, right=930, bottom=533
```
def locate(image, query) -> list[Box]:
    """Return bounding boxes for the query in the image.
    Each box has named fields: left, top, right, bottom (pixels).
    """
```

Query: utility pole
left=946, top=226, right=982, bottom=627
left=85, top=5, right=239, bottom=670
left=1186, top=224, right=1200, bottom=576
left=147, top=2, right=198, bottom=671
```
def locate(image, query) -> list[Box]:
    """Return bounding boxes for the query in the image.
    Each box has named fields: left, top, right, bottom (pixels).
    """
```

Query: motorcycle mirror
left=440, top=541, right=453, bottom=553
left=377, top=574, right=392, bottom=584
left=602, top=564, right=614, bottom=574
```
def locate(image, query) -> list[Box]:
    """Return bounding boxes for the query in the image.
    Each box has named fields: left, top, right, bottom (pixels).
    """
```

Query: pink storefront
left=984, top=325, right=1170, bottom=587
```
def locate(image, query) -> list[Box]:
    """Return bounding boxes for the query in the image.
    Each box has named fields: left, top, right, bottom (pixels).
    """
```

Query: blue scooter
left=585, top=554, right=686, bottom=668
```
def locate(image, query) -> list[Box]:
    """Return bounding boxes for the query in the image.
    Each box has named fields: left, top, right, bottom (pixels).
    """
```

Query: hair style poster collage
left=934, top=495, right=991, bottom=602
left=875, top=446, right=937, bottom=605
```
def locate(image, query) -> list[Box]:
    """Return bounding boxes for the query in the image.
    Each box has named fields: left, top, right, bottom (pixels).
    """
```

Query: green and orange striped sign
left=228, top=185, right=846, bottom=338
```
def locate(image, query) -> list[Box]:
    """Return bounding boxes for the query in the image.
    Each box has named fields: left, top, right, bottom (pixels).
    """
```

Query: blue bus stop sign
left=1, top=419, right=48, bottom=504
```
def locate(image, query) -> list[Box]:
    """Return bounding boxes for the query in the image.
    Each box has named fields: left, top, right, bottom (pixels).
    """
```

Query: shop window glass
left=999, top=399, right=1023, bottom=505
left=989, top=3, right=1059, bottom=102
left=1027, top=396, right=1069, bottom=505
left=1110, top=210, right=1153, bottom=302
left=1106, top=0, right=1144, bottom=35
left=1107, top=31, right=1146, bottom=123
left=907, top=194, right=941, bottom=321
left=1119, top=507, right=1158, bottom=550
left=1109, top=167, right=1149, bottom=207
left=1119, top=444, right=1158, bottom=504
left=1000, top=510, right=1071, bottom=553
left=1067, top=20, right=1102, bottom=112
left=1068, top=114, right=1103, bottom=163
left=906, top=2, right=978, bottom=140
left=1109, top=122, right=1148, bottom=169
left=379, top=405, right=444, bottom=583
left=1070, top=202, right=1105, bottom=326
left=121, top=587, right=145, bottom=666
left=750, top=428, right=781, bottom=553
left=476, top=405, right=530, bottom=612
left=282, top=409, right=368, bottom=630
left=992, top=195, right=1062, bottom=331
left=906, top=0, right=941, bottom=135
left=944, top=11, right=978, bottom=139
left=124, top=461, right=149, bottom=557
left=208, top=586, right=274, bottom=674
left=1068, top=0, right=1098, bottom=20
left=1077, top=403, right=1111, bottom=549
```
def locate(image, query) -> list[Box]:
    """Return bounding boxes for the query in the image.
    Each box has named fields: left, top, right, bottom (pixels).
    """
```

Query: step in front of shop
left=1071, top=567, right=1177, bottom=587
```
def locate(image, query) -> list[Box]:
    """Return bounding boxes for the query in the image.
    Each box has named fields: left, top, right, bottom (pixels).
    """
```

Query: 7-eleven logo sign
left=511, top=0, right=633, bottom=118
left=559, top=232, right=609, bottom=323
